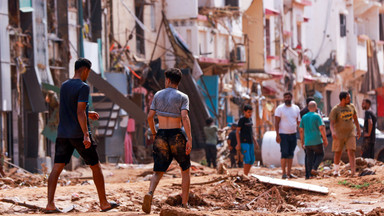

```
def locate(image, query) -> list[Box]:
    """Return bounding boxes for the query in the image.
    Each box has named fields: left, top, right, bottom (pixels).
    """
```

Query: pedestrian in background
left=227, top=123, right=243, bottom=168
left=362, top=99, right=377, bottom=159
left=236, top=104, right=259, bottom=176
left=45, top=58, right=118, bottom=213
left=204, top=117, right=220, bottom=168
left=275, top=92, right=301, bottom=179
left=329, top=91, right=361, bottom=176
left=300, top=97, right=324, bottom=118
left=299, top=101, right=328, bottom=179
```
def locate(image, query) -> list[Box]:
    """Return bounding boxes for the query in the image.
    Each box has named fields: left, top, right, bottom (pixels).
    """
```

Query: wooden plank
left=251, top=174, right=329, bottom=194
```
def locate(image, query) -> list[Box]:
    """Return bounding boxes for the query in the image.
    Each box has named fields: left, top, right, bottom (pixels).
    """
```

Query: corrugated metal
left=178, top=70, right=210, bottom=148
left=32, top=0, right=53, bottom=84
left=0, top=0, right=12, bottom=111
left=198, top=76, right=219, bottom=119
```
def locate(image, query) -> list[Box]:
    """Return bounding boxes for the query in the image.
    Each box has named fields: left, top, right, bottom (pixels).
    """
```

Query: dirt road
left=1, top=159, right=384, bottom=215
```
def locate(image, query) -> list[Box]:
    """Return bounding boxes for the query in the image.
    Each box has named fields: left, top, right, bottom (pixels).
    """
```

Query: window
left=266, top=19, right=271, bottom=56
left=340, top=14, right=346, bottom=37
left=135, top=0, right=145, bottom=55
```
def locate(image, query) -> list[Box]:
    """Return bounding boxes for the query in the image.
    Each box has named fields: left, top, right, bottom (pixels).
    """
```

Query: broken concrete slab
left=251, top=174, right=329, bottom=194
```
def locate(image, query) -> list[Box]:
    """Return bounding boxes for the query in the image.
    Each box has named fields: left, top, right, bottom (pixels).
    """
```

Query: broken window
left=340, top=14, right=346, bottom=37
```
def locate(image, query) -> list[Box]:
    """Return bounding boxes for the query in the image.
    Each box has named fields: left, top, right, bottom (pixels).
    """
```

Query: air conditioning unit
left=234, top=44, right=246, bottom=63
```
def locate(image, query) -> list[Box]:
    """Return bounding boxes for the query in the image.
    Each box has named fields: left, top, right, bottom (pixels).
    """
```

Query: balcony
left=355, top=36, right=368, bottom=74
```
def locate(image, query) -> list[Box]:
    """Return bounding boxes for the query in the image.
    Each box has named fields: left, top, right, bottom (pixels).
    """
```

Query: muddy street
left=1, top=158, right=384, bottom=215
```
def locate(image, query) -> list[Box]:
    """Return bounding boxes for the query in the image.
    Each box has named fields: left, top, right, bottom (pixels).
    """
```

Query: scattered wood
left=0, top=198, right=44, bottom=211
left=251, top=174, right=329, bottom=194
left=172, top=176, right=226, bottom=186
left=3, top=161, right=32, bottom=174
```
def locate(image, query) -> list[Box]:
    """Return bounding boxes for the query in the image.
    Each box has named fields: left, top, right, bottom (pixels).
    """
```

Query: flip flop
left=100, top=201, right=120, bottom=212
left=44, top=208, right=63, bottom=214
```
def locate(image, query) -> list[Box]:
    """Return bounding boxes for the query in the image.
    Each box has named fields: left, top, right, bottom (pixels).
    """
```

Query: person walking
left=299, top=101, right=328, bottom=179
left=275, top=92, right=301, bottom=179
left=362, top=99, right=377, bottom=159
left=236, top=104, right=259, bottom=176
left=204, top=117, right=218, bottom=168
left=142, top=68, right=192, bottom=213
left=227, top=123, right=243, bottom=168
left=330, top=91, right=361, bottom=177
left=45, top=58, right=119, bottom=213
left=300, top=97, right=324, bottom=118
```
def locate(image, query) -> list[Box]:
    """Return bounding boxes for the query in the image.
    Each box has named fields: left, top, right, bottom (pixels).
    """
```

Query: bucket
left=261, top=131, right=305, bottom=167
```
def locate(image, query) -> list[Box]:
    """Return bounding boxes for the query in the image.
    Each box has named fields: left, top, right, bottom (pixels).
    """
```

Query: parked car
left=323, top=117, right=384, bottom=162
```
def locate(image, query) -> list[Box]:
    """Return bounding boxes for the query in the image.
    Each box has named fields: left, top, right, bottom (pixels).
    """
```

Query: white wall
left=166, top=0, right=198, bottom=19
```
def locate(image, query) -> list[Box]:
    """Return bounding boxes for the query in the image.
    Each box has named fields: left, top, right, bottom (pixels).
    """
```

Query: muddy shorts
left=280, top=133, right=297, bottom=159
left=332, top=136, right=356, bottom=152
left=54, top=137, right=99, bottom=166
left=153, top=128, right=191, bottom=172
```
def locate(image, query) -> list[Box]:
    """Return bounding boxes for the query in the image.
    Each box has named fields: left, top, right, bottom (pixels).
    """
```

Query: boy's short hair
left=339, top=91, right=349, bottom=101
left=283, top=92, right=292, bottom=97
left=243, top=104, right=252, bottom=111
left=363, top=98, right=371, bottom=106
left=165, top=68, right=182, bottom=84
left=205, top=117, right=213, bottom=125
left=75, top=58, right=92, bottom=71
left=231, top=123, right=237, bottom=127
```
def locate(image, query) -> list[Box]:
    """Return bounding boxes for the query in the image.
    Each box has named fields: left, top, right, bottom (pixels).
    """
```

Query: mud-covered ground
left=1, top=157, right=384, bottom=216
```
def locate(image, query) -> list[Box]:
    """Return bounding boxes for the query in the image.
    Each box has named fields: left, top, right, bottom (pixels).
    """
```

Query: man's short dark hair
left=206, top=117, right=213, bottom=125
left=75, top=58, right=92, bottom=71
left=243, top=104, right=252, bottom=111
left=231, top=123, right=237, bottom=127
left=363, top=98, right=372, bottom=106
left=306, top=97, right=315, bottom=105
left=283, top=92, right=292, bottom=97
left=339, top=91, right=349, bottom=101
left=165, top=68, right=182, bottom=84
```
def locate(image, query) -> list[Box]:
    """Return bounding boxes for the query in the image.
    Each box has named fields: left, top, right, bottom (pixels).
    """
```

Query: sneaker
left=142, top=193, right=153, bottom=214
left=282, top=174, right=288, bottom=179
left=288, top=174, right=298, bottom=179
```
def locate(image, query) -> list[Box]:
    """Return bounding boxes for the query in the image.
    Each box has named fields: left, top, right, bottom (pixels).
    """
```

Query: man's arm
left=319, top=125, right=328, bottom=147
left=330, top=120, right=337, bottom=140
left=236, top=127, right=241, bottom=151
left=227, top=139, right=232, bottom=150
left=275, top=116, right=281, bottom=143
left=77, top=102, right=91, bottom=149
left=353, top=114, right=361, bottom=139
left=299, top=128, right=304, bottom=149
left=147, top=110, right=157, bottom=138
left=181, top=110, right=192, bottom=155
left=364, top=118, right=373, bottom=137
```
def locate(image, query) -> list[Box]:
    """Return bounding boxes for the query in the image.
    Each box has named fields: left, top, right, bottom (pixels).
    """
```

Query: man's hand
left=185, top=140, right=192, bottom=155
left=357, top=129, right=361, bottom=139
left=228, top=145, right=233, bottom=151
left=364, top=133, right=370, bottom=138
left=323, top=139, right=328, bottom=148
left=276, top=134, right=281, bottom=144
left=255, top=142, right=260, bottom=150
left=88, top=111, right=99, bottom=120
left=301, top=141, right=305, bottom=149
left=236, top=144, right=241, bottom=151
left=83, top=135, right=91, bottom=149
left=332, top=133, right=337, bottom=140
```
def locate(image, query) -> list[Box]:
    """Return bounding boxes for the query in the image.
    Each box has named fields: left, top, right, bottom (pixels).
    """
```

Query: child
left=236, top=104, right=259, bottom=175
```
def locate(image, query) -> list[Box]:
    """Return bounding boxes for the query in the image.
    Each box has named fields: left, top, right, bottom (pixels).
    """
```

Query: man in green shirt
left=299, top=101, right=328, bottom=179
left=329, top=91, right=361, bottom=176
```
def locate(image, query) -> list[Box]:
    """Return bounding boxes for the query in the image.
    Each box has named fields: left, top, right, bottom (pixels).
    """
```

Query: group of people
left=43, top=58, right=377, bottom=214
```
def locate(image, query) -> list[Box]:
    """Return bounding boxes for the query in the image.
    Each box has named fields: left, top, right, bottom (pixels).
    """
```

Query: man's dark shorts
left=279, top=133, right=297, bottom=159
left=153, top=128, right=191, bottom=172
left=54, top=137, right=99, bottom=166
left=362, top=138, right=375, bottom=159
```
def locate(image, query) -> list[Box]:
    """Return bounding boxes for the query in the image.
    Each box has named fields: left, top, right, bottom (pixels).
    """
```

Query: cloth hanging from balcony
left=361, top=40, right=382, bottom=93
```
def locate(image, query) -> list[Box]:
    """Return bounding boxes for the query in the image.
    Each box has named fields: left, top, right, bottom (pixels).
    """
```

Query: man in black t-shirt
left=300, top=97, right=324, bottom=118
left=362, top=99, right=377, bottom=159
left=45, top=58, right=118, bottom=213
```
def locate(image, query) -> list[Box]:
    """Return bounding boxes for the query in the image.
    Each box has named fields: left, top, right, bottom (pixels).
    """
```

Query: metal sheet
left=23, top=68, right=47, bottom=113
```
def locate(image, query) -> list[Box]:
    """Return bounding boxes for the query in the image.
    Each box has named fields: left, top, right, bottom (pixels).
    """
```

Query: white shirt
left=275, top=103, right=301, bottom=134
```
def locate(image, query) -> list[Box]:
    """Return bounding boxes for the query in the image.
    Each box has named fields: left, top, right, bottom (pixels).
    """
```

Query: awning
left=265, top=70, right=284, bottom=79
left=23, top=68, right=47, bottom=113
left=265, top=8, right=280, bottom=16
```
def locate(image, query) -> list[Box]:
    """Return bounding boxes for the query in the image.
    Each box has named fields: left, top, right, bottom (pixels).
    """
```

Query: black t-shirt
left=364, top=110, right=377, bottom=142
left=300, top=106, right=324, bottom=118
left=237, top=117, right=253, bottom=144
left=227, top=131, right=237, bottom=153
left=57, top=79, right=90, bottom=138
